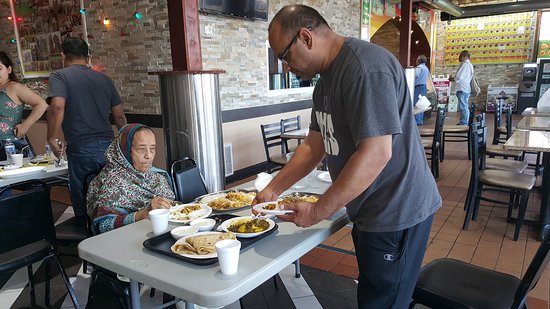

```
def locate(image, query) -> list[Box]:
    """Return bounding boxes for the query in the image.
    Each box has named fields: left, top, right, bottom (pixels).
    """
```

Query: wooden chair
left=463, top=124, right=535, bottom=240
left=411, top=230, right=550, bottom=309
left=260, top=122, right=288, bottom=173
left=422, top=107, right=445, bottom=178
left=0, top=180, right=79, bottom=308
left=440, top=103, right=476, bottom=161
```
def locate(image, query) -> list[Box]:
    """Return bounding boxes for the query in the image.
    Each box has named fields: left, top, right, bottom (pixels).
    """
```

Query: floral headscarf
left=87, top=123, right=175, bottom=234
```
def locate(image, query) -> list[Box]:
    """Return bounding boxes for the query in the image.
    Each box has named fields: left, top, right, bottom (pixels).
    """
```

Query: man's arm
left=280, top=134, right=393, bottom=227
left=47, top=96, right=66, bottom=157
left=111, top=104, right=127, bottom=129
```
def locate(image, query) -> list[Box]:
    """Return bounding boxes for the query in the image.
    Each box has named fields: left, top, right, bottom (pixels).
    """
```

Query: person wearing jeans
left=47, top=37, right=127, bottom=216
left=449, top=50, right=473, bottom=125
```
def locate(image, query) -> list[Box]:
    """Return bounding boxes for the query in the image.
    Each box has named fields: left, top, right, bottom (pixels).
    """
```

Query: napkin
left=254, top=172, right=273, bottom=191
left=416, top=95, right=431, bottom=110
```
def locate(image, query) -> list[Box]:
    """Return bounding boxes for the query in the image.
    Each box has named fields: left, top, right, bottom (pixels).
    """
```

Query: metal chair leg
left=27, top=265, right=36, bottom=306
left=294, top=259, right=301, bottom=278
left=53, top=255, right=80, bottom=308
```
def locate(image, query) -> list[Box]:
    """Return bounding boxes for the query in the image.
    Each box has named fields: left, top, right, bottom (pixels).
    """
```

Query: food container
left=189, top=218, right=216, bottom=232
left=170, top=226, right=199, bottom=240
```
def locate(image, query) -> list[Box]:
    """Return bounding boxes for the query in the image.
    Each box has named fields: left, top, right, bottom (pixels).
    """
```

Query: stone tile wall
left=0, top=0, right=359, bottom=113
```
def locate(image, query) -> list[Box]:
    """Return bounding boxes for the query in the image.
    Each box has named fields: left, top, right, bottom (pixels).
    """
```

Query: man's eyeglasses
left=278, top=27, right=312, bottom=64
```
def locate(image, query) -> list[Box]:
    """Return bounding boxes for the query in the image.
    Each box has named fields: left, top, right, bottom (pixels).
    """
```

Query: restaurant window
left=266, top=42, right=319, bottom=95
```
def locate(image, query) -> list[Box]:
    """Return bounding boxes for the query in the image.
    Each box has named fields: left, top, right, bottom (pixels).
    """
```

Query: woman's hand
left=13, top=123, right=29, bottom=138
left=150, top=196, right=172, bottom=209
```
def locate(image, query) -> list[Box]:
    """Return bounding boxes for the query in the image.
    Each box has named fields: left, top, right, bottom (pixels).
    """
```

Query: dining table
left=78, top=169, right=349, bottom=309
left=0, top=159, right=68, bottom=187
left=521, top=106, right=550, bottom=117
left=516, top=116, right=550, bottom=131
left=504, top=130, right=550, bottom=240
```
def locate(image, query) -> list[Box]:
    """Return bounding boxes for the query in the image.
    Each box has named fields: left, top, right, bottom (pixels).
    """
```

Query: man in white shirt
left=449, top=50, right=473, bottom=125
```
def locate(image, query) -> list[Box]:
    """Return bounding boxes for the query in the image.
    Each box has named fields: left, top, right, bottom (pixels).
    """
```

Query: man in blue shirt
left=414, top=55, right=430, bottom=126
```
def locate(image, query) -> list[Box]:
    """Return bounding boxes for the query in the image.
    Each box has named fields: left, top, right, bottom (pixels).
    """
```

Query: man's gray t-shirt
left=311, top=38, right=441, bottom=232
left=47, top=64, right=121, bottom=150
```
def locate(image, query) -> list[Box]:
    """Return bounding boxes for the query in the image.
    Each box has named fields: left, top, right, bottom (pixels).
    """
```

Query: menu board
left=445, top=12, right=534, bottom=66
left=538, top=40, right=550, bottom=59
left=9, top=0, right=86, bottom=78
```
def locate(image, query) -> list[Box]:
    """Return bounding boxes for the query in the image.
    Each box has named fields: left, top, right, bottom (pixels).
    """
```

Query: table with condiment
left=79, top=170, right=348, bottom=308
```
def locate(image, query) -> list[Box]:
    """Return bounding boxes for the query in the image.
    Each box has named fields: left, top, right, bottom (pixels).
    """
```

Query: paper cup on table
left=11, top=154, right=23, bottom=167
left=215, top=239, right=241, bottom=275
left=149, top=209, right=169, bottom=235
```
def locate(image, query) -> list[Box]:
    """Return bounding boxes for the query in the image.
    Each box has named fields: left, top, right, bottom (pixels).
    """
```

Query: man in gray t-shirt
left=255, top=5, right=441, bottom=308
left=47, top=37, right=127, bottom=216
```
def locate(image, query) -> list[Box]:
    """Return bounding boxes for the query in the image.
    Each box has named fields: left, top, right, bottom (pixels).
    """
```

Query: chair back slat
left=512, top=231, right=550, bottom=308
left=171, top=157, right=208, bottom=203
left=0, top=180, right=54, bottom=254
left=261, top=122, right=284, bottom=156
left=281, top=115, right=301, bottom=133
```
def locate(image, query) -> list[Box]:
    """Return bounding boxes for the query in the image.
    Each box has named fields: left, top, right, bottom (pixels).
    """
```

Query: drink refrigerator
left=536, top=59, right=550, bottom=101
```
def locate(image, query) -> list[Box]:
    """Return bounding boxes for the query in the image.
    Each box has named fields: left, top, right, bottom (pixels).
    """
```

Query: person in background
left=0, top=51, right=48, bottom=159
left=449, top=50, right=473, bottom=125
left=255, top=5, right=441, bottom=308
left=414, top=54, right=429, bottom=126
left=47, top=36, right=127, bottom=217
left=87, top=124, right=174, bottom=234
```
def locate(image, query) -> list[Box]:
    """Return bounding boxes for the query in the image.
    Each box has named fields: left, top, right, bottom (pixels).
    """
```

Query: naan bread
left=171, top=232, right=236, bottom=255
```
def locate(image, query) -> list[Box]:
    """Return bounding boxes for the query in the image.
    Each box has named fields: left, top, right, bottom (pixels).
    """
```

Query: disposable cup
left=215, top=239, right=241, bottom=275
left=149, top=209, right=169, bottom=235
left=11, top=154, right=23, bottom=167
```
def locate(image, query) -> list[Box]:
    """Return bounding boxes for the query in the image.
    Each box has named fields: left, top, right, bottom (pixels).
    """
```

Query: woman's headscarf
left=87, top=123, right=175, bottom=233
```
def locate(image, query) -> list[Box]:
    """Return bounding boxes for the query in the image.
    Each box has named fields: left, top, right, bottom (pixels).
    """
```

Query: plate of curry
left=218, top=216, right=275, bottom=238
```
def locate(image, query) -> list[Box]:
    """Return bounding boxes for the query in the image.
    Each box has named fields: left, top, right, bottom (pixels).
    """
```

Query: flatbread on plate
left=171, top=232, right=236, bottom=255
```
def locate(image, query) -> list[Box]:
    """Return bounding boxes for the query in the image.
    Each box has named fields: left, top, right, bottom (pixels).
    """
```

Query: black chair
left=462, top=122, right=535, bottom=240
left=260, top=122, right=288, bottom=173
left=0, top=180, right=79, bottom=308
left=492, top=99, right=509, bottom=145
left=411, top=230, right=550, bottom=309
left=280, top=115, right=301, bottom=153
left=422, top=107, right=445, bottom=178
left=441, top=102, right=476, bottom=161
left=55, top=168, right=102, bottom=274
left=171, top=157, right=208, bottom=203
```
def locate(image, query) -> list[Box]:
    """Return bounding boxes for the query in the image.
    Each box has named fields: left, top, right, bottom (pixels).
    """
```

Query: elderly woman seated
left=87, top=123, right=174, bottom=234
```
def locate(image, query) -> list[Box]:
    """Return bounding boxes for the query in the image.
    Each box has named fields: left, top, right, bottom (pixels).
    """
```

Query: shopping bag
left=416, top=95, right=432, bottom=110
left=470, top=77, right=481, bottom=97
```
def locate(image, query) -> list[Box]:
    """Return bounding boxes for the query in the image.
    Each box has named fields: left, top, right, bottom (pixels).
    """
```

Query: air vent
left=224, top=142, right=234, bottom=176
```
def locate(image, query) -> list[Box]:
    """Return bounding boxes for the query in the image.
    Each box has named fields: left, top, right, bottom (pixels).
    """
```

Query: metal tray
left=195, top=189, right=257, bottom=213
left=142, top=214, right=278, bottom=265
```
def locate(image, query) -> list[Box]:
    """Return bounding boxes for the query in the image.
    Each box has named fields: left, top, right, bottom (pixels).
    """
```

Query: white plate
left=219, top=216, right=276, bottom=238
left=0, top=166, right=46, bottom=179
left=168, top=203, right=212, bottom=224
left=253, top=201, right=294, bottom=215
left=317, top=171, right=332, bottom=183
left=196, top=190, right=257, bottom=212
left=170, top=231, right=224, bottom=259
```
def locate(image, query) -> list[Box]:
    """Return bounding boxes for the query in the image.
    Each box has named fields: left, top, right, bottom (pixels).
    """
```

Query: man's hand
left=277, top=201, right=321, bottom=227
left=251, top=187, right=280, bottom=215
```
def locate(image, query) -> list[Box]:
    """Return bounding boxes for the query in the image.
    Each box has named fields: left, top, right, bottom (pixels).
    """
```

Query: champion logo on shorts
left=384, top=254, right=394, bottom=261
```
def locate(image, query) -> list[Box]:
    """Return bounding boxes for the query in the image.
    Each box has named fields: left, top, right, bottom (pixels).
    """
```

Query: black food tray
left=143, top=214, right=278, bottom=265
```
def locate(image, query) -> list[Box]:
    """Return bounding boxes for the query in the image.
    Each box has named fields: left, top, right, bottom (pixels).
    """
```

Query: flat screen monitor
left=199, top=0, right=268, bottom=21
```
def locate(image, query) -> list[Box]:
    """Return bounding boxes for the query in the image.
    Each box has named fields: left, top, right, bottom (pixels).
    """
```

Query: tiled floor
left=296, top=112, right=550, bottom=308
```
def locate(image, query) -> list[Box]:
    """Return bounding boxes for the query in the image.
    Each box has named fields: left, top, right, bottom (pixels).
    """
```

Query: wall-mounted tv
left=199, top=0, right=268, bottom=21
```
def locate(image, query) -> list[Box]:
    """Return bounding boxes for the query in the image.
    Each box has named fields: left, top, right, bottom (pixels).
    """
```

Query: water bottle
left=45, top=143, right=52, bottom=161
left=4, top=139, right=16, bottom=164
